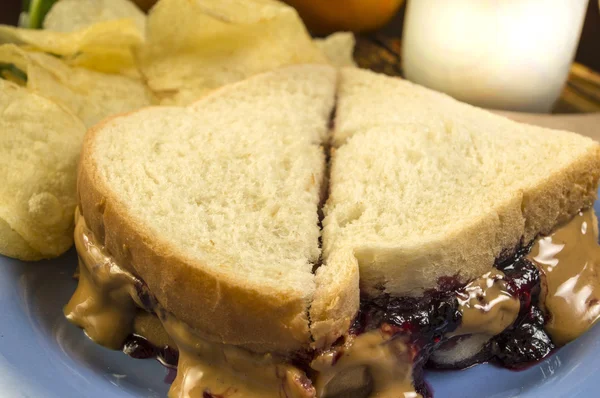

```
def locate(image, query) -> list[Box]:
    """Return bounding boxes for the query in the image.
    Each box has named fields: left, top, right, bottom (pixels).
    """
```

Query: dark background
left=577, top=0, right=600, bottom=71
left=1, top=0, right=599, bottom=72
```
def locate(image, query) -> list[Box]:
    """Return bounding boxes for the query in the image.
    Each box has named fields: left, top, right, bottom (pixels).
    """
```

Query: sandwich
left=321, top=67, right=600, bottom=393
left=65, top=65, right=600, bottom=398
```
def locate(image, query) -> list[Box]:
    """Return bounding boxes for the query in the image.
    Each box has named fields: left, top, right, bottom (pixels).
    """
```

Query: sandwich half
left=66, top=65, right=359, bottom=398
left=319, top=67, right=600, bottom=396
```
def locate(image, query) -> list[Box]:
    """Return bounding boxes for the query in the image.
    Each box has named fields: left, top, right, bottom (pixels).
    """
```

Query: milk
left=402, top=0, right=589, bottom=112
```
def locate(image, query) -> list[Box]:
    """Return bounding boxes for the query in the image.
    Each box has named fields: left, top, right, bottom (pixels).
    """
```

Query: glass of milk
left=402, top=0, right=589, bottom=113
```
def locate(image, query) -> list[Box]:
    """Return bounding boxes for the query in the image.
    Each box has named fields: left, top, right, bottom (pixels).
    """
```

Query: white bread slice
left=324, top=68, right=600, bottom=297
left=78, top=65, right=358, bottom=353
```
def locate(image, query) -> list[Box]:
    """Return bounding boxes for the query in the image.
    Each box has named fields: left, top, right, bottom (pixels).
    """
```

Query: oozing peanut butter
left=134, top=311, right=175, bottom=349
left=453, top=270, right=520, bottom=337
left=67, top=208, right=316, bottom=398
left=162, top=313, right=315, bottom=398
left=64, top=210, right=141, bottom=349
left=311, top=330, right=421, bottom=398
left=529, top=209, right=600, bottom=345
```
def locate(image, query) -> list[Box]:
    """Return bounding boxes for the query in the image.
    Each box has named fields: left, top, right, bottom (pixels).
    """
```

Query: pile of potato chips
left=0, top=0, right=355, bottom=261
left=0, top=79, right=86, bottom=260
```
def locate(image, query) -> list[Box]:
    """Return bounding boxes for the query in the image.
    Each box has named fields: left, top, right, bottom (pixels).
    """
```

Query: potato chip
left=0, top=63, right=27, bottom=85
left=43, top=0, right=146, bottom=33
left=0, top=19, right=143, bottom=74
left=138, top=0, right=328, bottom=105
left=0, top=79, right=86, bottom=260
left=0, top=44, right=155, bottom=127
left=315, top=32, right=357, bottom=68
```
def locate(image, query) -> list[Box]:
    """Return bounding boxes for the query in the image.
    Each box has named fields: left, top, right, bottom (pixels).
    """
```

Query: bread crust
left=309, top=248, right=359, bottom=349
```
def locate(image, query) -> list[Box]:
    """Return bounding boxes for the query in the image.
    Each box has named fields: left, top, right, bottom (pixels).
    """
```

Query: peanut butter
left=162, top=313, right=315, bottom=398
left=528, top=209, right=600, bottom=345
left=67, top=205, right=600, bottom=397
left=448, top=209, right=600, bottom=350
left=67, top=208, right=316, bottom=398
left=311, top=330, right=421, bottom=398
left=64, top=209, right=141, bottom=349
left=134, top=311, right=176, bottom=349
left=429, top=270, right=521, bottom=368
left=453, top=270, right=520, bottom=337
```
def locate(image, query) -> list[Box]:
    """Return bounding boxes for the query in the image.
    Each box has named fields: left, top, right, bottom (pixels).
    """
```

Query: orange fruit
left=283, top=0, right=404, bottom=34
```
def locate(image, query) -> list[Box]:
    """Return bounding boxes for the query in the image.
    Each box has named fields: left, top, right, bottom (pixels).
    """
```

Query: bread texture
left=0, top=80, right=86, bottom=260
left=78, top=65, right=358, bottom=353
left=324, top=67, right=600, bottom=297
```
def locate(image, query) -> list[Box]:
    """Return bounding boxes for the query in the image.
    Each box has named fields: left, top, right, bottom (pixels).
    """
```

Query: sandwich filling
left=67, top=209, right=316, bottom=398
left=66, top=208, right=600, bottom=398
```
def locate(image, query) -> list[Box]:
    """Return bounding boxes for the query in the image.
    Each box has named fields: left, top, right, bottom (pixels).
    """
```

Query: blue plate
left=2, top=197, right=600, bottom=397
